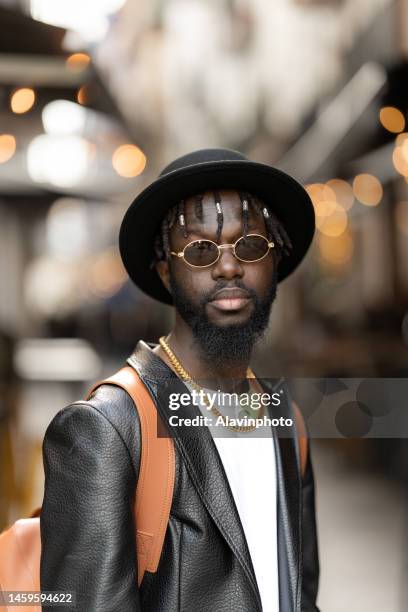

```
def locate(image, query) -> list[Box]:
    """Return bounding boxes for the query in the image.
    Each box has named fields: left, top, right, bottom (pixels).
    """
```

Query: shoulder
left=87, top=383, right=141, bottom=443
left=44, top=384, right=141, bottom=475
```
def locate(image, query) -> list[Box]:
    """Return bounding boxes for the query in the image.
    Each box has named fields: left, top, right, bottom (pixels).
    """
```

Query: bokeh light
left=318, top=229, right=354, bottom=267
left=379, top=106, right=405, bottom=133
left=66, top=53, right=91, bottom=71
left=0, top=134, right=16, bottom=163
left=77, top=85, right=88, bottom=105
left=112, top=144, right=146, bottom=178
left=396, top=132, right=408, bottom=147
left=352, top=174, right=383, bottom=206
left=24, top=256, right=78, bottom=317
left=392, top=141, right=408, bottom=177
left=46, top=198, right=88, bottom=260
left=88, top=248, right=128, bottom=298
left=316, top=205, right=348, bottom=237
left=314, top=200, right=337, bottom=217
left=306, top=182, right=350, bottom=237
left=27, top=134, right=92, bottom=187
left=305, top=183, right=336, bottom=206
left=31, top=0, right=126, bottom=43
left=326, top=178, right=354, bottom=210
left=10, top=88, right=35, bottom=114
left=42, top=100, right=87, bottom=136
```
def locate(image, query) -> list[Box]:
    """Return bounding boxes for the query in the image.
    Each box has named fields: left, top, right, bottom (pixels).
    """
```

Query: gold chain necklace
left=159, top=336, right=264, bottom=433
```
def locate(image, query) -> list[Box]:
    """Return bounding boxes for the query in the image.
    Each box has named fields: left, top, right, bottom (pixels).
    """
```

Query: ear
left=156, top=259, right=171, bottom=294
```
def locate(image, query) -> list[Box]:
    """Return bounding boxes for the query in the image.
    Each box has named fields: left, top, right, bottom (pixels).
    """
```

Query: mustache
left=200, top=280, right=258, bottom=306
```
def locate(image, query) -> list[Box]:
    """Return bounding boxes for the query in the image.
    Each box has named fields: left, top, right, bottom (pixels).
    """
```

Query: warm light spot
left=112, top=144, right=146, bottom=178
left=316, top=205, right=348, bottom=237
left=392, top=146, right=408, bottom=177
left=305, top=183, right=336, bottom=206
left=379, top=106, right=405, bottom=133
left=10, top=88, right=35, bottom=114
left=66, top=53, right=91, bottom=71
left=395, top=201, right=408, bottom=236
left=396, top=132, right=408, bottom=147
left=88, top=248, right=128, bottom=298
left=77, top=85, right=88, bottom=105
left=318, top=229, right=353, bottom=267
left=326, top=178, right=354, bottom=211
left=352, top=174, right=383, bottom=206
left=0, top=134, right=16, bottom=163
left=314, top=200, right=337, bottom=218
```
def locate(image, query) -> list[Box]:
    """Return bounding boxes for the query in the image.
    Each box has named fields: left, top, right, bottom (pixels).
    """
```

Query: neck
left=155, top=316, right=251, bottom=387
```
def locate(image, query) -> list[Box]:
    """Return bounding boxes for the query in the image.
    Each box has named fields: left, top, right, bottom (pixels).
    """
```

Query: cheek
left=170, top=263, right=213, bottom=300
left=243, top=256, right=276, bottom=295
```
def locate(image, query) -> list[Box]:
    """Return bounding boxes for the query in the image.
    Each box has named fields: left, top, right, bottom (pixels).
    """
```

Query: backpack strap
left=87, top=366, right=175, bottom=585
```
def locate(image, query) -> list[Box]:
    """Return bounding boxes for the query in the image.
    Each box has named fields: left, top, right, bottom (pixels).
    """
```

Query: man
left=40, top=148, right=319, bottom=611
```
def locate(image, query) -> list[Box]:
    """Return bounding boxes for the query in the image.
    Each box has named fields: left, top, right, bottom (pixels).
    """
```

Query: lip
left=210, top=288, right=250, bottom=301
left=209, top=288, right=252, bottom=312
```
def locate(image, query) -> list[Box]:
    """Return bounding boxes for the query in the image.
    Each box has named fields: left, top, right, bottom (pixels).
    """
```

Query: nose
left=211, top=246, right=244, bottom=281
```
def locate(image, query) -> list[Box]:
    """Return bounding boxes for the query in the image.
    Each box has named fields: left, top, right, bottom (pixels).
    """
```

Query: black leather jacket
left=40, top=341, right=319, bottom=611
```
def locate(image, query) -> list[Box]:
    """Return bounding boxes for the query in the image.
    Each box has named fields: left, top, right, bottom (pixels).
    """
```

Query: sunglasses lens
left=235, top=235, right=269, bottom=262
left=184, top=240, right=219, bottom=266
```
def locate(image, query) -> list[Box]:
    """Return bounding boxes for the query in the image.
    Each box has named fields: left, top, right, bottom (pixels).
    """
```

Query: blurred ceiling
left=94, top=0, right=394, bottom=170
left=0, top=1, right=140, bottom=198
left=0, top=0, right=403, bottom=197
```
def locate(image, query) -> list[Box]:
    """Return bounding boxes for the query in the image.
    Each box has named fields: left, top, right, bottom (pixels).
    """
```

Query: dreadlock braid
left=266, top=215, right=292, bottom=255
left=161, top=216, right=171, bottom=259
left=178, top=199, right=188, bottom=238
left=239, top=191, right=250, bottom=237
left=167, top=204, right=178, bottom=230
left=213, top=190, right=224, bottom=244
left=276, top=221, right=293, bottom=254
left=250, top=195, right=291, bottom=257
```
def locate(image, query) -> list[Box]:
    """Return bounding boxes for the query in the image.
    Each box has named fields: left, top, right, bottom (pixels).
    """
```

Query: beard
left=169, top=270, right=277, bottom=368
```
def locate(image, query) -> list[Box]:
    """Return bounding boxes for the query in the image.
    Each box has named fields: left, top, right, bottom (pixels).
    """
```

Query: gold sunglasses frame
left=171, top=233, right=275, bottom=268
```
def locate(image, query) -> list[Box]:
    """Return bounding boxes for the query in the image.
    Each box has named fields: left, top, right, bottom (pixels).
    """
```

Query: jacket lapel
left=128, top=341, right=262, bottom=611
left=264, top=380, right=302, bottom=612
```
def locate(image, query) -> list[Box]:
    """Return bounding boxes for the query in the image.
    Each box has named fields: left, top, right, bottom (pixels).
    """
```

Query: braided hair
left=153, top=190, right=292, bottom=263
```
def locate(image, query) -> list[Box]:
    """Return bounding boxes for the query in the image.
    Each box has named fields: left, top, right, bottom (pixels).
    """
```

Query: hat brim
left=119, top=159, right=315, bottom=304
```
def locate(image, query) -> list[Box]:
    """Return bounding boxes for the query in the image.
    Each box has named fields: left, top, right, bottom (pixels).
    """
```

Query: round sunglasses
left=171, top=233, right=275, bottom=268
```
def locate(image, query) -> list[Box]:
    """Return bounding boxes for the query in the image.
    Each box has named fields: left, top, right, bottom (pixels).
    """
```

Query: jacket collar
left=128, top=340, right=301, bottom=611
left=268, top=382, right=302, bottom=611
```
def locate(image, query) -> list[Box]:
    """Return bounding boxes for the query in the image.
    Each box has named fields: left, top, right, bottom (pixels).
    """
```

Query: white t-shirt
left=192, top=388, right=280, bottom=612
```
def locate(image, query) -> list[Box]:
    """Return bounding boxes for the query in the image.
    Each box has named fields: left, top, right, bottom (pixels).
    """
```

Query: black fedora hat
left=119, top=148, right=315, bottom=304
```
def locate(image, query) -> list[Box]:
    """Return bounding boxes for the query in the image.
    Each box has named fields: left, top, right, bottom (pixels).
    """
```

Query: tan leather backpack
left=0, top=367, right=175, bottom=612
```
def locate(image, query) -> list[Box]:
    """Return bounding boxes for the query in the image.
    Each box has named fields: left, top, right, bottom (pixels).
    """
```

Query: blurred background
left=0, top=0, right=407, bottom=610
